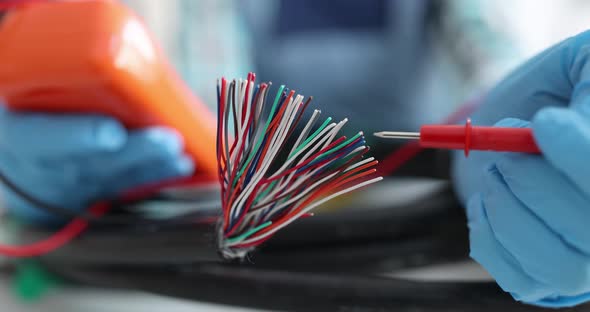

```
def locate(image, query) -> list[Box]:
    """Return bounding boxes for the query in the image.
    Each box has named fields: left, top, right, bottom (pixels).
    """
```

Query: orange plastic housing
left=0, top=0, right=218, bottom=178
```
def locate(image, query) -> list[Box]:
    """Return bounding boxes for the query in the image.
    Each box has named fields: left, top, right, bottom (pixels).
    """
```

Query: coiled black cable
left=6, top=149, right=590, bottom=311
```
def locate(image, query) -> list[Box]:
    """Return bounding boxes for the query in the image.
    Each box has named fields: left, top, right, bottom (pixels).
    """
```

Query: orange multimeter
left=0, top=0, right=218, bottom=179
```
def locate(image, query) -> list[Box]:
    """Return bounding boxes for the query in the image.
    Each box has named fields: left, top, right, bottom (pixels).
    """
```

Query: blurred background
left=2, top=0, right=590, bottom=311
left=123, top=0, right=590, bottom=133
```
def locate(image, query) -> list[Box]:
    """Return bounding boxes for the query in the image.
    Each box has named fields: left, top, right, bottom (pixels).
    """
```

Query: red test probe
left=374, top=119, right=541, bottom=156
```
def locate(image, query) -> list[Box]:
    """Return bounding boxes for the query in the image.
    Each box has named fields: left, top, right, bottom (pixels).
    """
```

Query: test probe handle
left=420, top=119, right=541, bottom=156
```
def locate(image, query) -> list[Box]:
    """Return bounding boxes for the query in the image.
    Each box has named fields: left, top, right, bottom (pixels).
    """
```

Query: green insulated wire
left=234, top=85, right=286, bottom=182
left=316, top=132, right=362, bottom=161
left=255, top=117, right=333, bottom=204
left=254, top=180, right=277, bottom=204
left=217, top=74, right=382, bottom=257
left=288, top=117, right=333, bottom=159
left=226, top=221, right=272, bottom=245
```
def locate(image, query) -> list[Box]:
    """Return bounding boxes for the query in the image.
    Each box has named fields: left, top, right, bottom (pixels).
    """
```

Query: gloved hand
left=453, top=29, right=590, bottom=307
left=0, top=108, right=194, bottom=223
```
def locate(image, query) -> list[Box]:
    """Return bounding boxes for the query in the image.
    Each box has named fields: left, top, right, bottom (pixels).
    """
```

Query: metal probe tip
left=373, top=131, right=420, bottom=140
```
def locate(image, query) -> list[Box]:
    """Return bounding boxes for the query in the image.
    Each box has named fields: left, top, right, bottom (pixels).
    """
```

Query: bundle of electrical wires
left=216, top=73, right=382, bottom=259
left=10, top=82, right=590, bottom=310
left=0, top=72, right=380, bottom=262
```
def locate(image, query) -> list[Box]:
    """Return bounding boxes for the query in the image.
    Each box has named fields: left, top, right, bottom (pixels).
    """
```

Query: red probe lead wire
left=0, top=176, right=217, bottom=258
left=375, top=118, right=541, bottom=156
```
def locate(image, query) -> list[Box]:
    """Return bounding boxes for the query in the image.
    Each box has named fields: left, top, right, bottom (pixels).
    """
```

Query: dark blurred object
left=37, top=181, right=590, bottom=311
left=277, top=0, right=388, bottom=35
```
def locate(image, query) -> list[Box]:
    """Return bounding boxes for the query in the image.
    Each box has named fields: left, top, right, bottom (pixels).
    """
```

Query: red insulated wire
left=250, top=146, right=370, bottom=211
left=223, top=107, right=257, bottom=225
left=250, top=91, right=293, bottom=173
left=217, top=78, right=227, bottom=184
left=284, top=96, right=313, bottom=141
left=118, top=175, right=217, bottom=202
left=240, top=136, right=356, bottom=222
left=266, top=90, right=295, bottom=133
left=251, top=158, right=378, bottom=239
left=225, top=103, right=303, bottom=236
left=271, top=95, right=311, bottom=157
left=254, top=166, right=375, bottom=238
left=260, top=136, right=347, bottom=184
left=227, top=83, right=243, bottom=162
left=0, top=202, right=110, bottom=258
left=331, top=164, right=378, bottom=190
left=0, top=174, right=218, bottom=258
left=222, top=82, right=270, bottom=230
left=226, top=84, right=283, bottom=212
left=248, top=83, right=265, bottom=140
left=242, top=137, right=364, bottom=217
left=376, top=141, right=422, bottom=177
left=240, top=73, right=257, bottom=146
left=241, top=73, right=254, bottom=124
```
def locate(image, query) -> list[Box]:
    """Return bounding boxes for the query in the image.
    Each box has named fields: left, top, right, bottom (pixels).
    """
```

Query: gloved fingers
left=451, top=118, right=530, bottom=205
left=535, top=293, right=590, bottom=308
left=493, top=118, right=530, bottom=128
left=0, top=156, right=101, bottom=223
left=101, top=154, right=194, bottom=198
left=82, top=127, right=184, bottom=178
left=532, top=107, right=590, bottom=195
left=32, top=126, right=185, bottom=186
left=570, top=86, right=590, bottom=117
left=495, top=153, right=590, bottom=255
left=0, top=111, right=126, bottom=158
left=466, top=194, right=554, bottom=302
left=1, top=153, right=193, bottom=222
left=0, top=151, right=87, bottom=196
left=483, top=164, right=590, bottom=296
left=567, top=34, right=590, bottom=116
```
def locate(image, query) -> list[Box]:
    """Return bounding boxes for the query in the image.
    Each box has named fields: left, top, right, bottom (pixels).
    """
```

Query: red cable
left=376, top=141, right=423, bottom=176
left=0, top=175, right=216, bottom=258
left=0, top=202, right=110, bottom=257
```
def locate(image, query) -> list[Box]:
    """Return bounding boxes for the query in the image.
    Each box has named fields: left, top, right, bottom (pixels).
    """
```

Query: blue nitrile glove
left=0, top=108, right=195, bottom=223
left=452, top=29, right=590, bottom=307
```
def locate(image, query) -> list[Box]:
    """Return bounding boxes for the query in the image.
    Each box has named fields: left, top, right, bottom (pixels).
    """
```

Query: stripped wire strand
left=0, top=84, right=477, bottom=259
left=216, top=73, right=382, bottom=259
